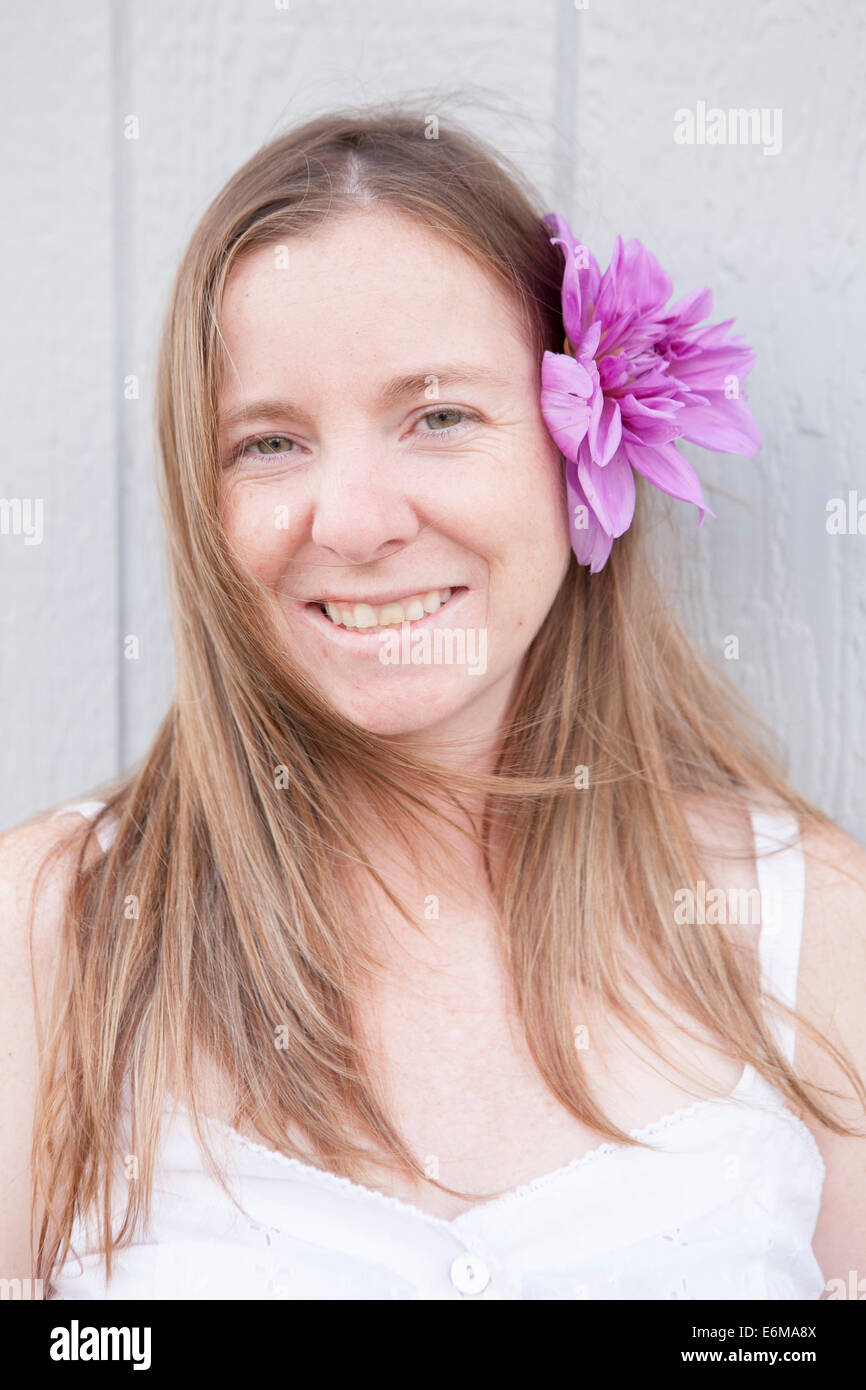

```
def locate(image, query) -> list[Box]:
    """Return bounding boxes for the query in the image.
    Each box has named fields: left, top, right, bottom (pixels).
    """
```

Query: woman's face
left=217, top=206, right=571, bottom=743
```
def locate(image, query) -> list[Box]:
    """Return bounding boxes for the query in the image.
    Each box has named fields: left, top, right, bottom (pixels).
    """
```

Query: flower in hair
left=540, top=213, right=761, bottom=572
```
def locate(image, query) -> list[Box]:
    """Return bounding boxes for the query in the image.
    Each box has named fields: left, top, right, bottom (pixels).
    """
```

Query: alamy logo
left=674, top=102, right=783, bottom=156
left=824, top=1271, right=866, bottom=1299
left=673, top=881, right=783, bottom=929
left=826, top=491, right=866, bottom=535
left=378, top=621, right=487, bottom=676
left=0, top=497, right=43, bottom=545
left=49, top=1320, right=152, bottom=1371
left=0, top=1277, right=44, bottom=1299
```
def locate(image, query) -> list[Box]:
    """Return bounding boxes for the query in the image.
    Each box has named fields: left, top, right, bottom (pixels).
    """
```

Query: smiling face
left=217, top=206, right=571, bottom=745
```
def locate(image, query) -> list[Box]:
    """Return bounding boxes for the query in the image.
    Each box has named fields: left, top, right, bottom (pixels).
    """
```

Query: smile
left=302, top=586, right=469, bottom=641
left=309, top=586, right=462, bottom=631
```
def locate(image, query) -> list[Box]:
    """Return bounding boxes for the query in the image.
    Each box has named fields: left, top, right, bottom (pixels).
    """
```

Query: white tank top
left=47, top=799, right=826, bottom=1300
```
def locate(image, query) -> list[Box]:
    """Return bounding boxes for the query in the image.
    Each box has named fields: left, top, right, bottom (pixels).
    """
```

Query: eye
left=240, top=434, right=298, bottom=458
left=415, top=407, right=478, bottom=437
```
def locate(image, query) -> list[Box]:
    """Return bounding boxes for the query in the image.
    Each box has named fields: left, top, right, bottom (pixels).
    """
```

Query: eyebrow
left=218, top=364, right=510, bottom=431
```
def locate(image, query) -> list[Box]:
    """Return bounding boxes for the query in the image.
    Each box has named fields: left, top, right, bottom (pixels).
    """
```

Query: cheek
left=523, top=435, right=570, bottom=557
left=482, top=434, right=569, bottom=571
left=220, top=481, right=303, bottom=587
left=483, top=444, right=571, bottom=636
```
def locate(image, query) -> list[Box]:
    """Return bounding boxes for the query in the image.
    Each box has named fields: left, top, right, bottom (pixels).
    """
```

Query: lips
left=311, top=586, right=459, bottom=607
left=306, top=585, right=465, bottom=632
left=300, top=584, right=470, bottom=643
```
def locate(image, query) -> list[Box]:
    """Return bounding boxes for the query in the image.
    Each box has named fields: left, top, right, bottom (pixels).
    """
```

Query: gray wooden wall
left=1, top=0, right=863, bottom=840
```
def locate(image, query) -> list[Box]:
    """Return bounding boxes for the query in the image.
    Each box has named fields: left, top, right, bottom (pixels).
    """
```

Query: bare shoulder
left=0, top=807, right=104, bottom=1286
left=796, top=816, right=866, bottom=1050
left=0, top=808, right=108, bottom=988
left=793, top=816, right=866, bottom=1294
left=799, top=816, right=866, bottom=949
left=677, top=794, right=866, bottom=1290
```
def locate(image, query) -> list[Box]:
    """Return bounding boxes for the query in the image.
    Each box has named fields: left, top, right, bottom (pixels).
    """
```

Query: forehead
left=216, top=207, right=530, bottom=392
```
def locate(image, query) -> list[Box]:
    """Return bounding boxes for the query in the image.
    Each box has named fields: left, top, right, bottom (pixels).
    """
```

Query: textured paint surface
left=0, top=0, right=862, bottom=837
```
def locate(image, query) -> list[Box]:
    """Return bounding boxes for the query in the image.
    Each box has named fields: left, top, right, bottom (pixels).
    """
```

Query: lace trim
left=162, top=1066, right=823, bottom=1231
left=164, top=1096, right=467, bottom=1232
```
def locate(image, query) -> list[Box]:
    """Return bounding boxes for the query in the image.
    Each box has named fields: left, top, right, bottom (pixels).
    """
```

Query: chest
left=348, top=922, right=747, bottom=1219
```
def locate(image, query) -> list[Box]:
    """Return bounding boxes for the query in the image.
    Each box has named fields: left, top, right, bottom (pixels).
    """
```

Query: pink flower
left=540, top=214, right=761, bottom=572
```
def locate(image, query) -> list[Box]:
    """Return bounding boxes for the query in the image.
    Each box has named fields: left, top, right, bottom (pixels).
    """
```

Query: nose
left=309, top=447, right=423, bottom=566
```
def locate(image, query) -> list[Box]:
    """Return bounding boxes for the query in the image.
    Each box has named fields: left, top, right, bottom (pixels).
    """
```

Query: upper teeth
left=323, top=588, right=453, bottom=629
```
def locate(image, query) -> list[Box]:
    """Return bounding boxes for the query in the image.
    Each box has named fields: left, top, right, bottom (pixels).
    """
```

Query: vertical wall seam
left=109, top=0, right=130, bottom=774
left=553, top=0, right=580, bottom=218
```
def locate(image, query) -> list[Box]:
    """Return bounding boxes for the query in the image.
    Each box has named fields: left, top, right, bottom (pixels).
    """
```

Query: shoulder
left=1, top=812, right=81, bottom=968
left=0, top=806, right=104, bottom=1281
left=0, top=807, right=106, bottom=975
left=796, top=816, right=866, bottom=1062
left=677, top=795, right=866, bottom=1291
left=792, top=817, right=866, bottom=1294
left=799, top=816, right=866, bottom=952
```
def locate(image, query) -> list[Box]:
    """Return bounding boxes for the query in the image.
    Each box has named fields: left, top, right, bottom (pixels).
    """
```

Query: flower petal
left=542, top=212, right=576, bottom=246
left=557, top=246, right=584, bottom=345
left=578, top=319, right=602, bottom=359
left=618, top=238, right=674, bottom=315
left=588, top=392, right=623, bottom=467
left=543, top=348, right=595, bottom=398
left=565, top=457, right=615, bottom=571
left=619, top=392, right=684, bottom=445
left=676, top=390, right=762, bottom=455
left=540, top=352, right=595, bottom=461
left=577, top=440, right=636, bottom=537
left=544, top=214, right=603, bottom=344
left=622, top=438, right=715, bottom=525
left=668, top=340, right=756, bottom=391
left=596, top=236, right=673, bottom=323
left=659, top=285, right=713, bottom=328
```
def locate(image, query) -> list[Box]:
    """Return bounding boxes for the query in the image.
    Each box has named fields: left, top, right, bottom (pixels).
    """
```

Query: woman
left=2, top=102, right=864, bottom=1301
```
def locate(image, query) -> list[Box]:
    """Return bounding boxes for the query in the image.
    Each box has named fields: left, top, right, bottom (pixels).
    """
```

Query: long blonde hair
left=31, top=98, right=865, bottom=1292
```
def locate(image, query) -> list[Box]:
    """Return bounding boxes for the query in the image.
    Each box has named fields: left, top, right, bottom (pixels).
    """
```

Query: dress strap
left=747, top=805, right=806, bottom=1066
left=50, top=798, right=115, bottom=853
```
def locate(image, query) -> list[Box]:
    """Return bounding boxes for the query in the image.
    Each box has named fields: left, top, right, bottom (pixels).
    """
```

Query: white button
left=450, top=1252, right=490, bottom=1295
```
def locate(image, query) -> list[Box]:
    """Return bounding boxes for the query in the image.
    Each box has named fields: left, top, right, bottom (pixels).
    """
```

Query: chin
left=322, top=680, right=479, bottom=741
